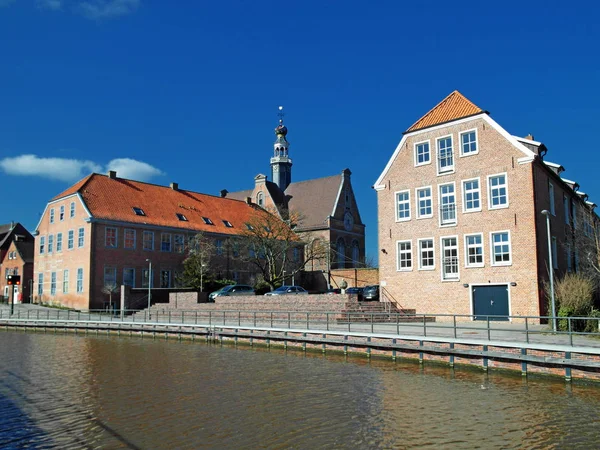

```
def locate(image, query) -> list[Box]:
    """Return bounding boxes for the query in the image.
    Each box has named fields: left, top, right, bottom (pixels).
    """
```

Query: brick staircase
left=337, top=301, right=435, bottom=323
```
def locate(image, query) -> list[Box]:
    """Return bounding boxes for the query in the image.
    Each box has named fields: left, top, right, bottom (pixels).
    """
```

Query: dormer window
left=202, top=217, right=214, bottom=225
left=133, top=207, right=145, bottom=216
left=223, top=220, right=233, bottom=228
left=246, top=223, right=254, bottom=230
left=176, top=213, right=188, bottom=221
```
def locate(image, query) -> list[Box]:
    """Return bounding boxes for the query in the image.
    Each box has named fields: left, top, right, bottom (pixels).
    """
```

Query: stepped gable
left=405, top=90, right=486, bottom=133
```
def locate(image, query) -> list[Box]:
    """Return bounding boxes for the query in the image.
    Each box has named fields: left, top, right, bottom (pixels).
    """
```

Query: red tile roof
left=405, top=90, right=486, bottom=133
left=53, top=173, right=278, bottom=236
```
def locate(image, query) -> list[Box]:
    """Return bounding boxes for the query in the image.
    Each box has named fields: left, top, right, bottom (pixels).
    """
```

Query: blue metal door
left=472, top=285, right=509, bottom=321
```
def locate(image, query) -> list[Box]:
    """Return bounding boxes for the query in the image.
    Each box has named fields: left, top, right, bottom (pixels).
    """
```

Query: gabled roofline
left=402, top=111, right=489, bottom=135
left=373, top=113, right=537, bottom=190
left=34, top=192, right=92, bottom=233
left=514, top=136, right=543, bottom=146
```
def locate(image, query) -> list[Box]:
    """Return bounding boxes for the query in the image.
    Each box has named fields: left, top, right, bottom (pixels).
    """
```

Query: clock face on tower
left=344, top=212, right=354, bottom=231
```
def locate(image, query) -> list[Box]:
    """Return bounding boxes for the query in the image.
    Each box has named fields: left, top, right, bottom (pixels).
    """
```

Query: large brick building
left=374, top=91, right=598, bottom=319
left=33, top=172, right=294, bottom=310
left=228, top=109, right=366, bottom=273
left=0, top=223, right=34, bottom=303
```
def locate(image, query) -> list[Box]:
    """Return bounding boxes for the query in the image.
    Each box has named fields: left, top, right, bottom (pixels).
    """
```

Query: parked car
left=362, top=285, right=379, bottom=301
left=324, top=288, right=341, bottom=295
left=264, top=285, right=309, bottom=296
left=346, top=287, right=364, bottom=300
left=208, top=285, right=254, bottom=301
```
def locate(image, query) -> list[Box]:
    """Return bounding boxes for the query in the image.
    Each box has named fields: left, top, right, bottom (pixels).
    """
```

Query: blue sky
left=1, top=0, right=600, bottom=263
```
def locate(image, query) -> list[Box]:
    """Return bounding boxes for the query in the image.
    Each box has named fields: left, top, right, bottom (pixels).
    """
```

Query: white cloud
left=78, top=0, right=139, bottom=19
left=0, top=0, right=16, bottom=7
left=106, top=158, right=164, bottom=182
left=37, top=0, right=63, bottom=10
left=0, top=154, right=164, bottom=183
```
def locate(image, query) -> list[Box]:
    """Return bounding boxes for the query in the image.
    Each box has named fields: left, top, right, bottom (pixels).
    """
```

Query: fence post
left=288, top=312, right=291, bottom=329
left=525, top=317, right=529, bottom=343
left=423, top=314, right=427, bottom=337
left=326, top=312, right=329, bottom=331
left=253, top=311, right=256, bottom=327
left=306, top=312, right=309, bottom=330
left=453, top=315, right=457, bottom=339
left=270, top=311, right=273, bottom=328
left=569, top=317, right=573, bottom=346
left=371, top=313, right=374, bottom=333
left=487, top=316, right=491, bottom=341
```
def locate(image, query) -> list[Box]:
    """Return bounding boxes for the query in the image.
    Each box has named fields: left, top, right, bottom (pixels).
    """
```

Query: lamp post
left=200, top=262, right=206, bottom=292
left=541, top=210, right=557, bottom=332
left=146, top=259, right=152, bottom=320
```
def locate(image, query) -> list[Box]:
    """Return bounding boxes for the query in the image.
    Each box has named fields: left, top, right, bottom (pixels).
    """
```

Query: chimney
left=246, top=197, right=252, bottom=204
left=108, top=170, right=117, bottom=179
left=220, top=189, right=228, bottom=198
left=170, top=182, right=179, bottom=190
left=10, top=221, right=14, bottom=230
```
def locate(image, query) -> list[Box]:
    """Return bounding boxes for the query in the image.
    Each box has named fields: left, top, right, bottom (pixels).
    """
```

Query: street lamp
left=146, top=259, right=152, bottom=320
left=200, top=263, right=206, bottom=292
left=541, top=210, right=557, bottom=332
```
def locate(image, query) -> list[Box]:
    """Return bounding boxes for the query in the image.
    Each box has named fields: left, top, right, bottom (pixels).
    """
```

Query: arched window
left=352, top=240, right=360, bottom=267
left=257, top=191, right=264, bottom=207
left=337, top=238, right=346, bottom=269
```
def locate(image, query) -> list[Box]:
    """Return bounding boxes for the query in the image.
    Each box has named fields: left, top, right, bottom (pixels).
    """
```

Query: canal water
left=1, top=331, right=599, bottom=449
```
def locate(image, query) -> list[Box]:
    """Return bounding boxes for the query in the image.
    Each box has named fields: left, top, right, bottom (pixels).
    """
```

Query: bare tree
left=176, top=232, right=215, bottom=291
left=573, top=207, right=600, bottom=288
left=101, top=283, right=119, bottom=310
left=237, top=207, right=328, bottom=290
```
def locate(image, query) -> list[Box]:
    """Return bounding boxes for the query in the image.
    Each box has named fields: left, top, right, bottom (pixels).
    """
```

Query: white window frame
left=70, top=201, right=76, bottom=218
left=49, top=208, right=55, bottom=224
left=417, top=238, right=435, bottom=271
left=416, top=186, right=433, bottom=219
left=38, top=273, right=44, bottom=295
left=56, top=232, right=62, bottom=252
left=63, top=269, right=69, bottom=294
left=459, top=128, right=478, bottom=157
left=50, top=272, right=57, bottom=295
left=414, top=140, right=431, bottom=167
left=67, top=230, right=74, bottom=250
left=487, top=173, right=509, bottom=210
left=462, top=177, right=481, bottom=213
left=549, top=182, right=556, bottom=216
left=39, top=236, right=45, bottom=254
left=59, top=205, right=65, bottom=221
left=440, top=236, right=459, bottom=281
left=48, top=234, right=54, bottom=253
left=78, top=227, right=85, bottom=248
left=436, top=135, right=454, bottom=175
left=490, top=231, right=512, bottom=266
left=395, top=190, right=411, bottom=222
left=76, top=268, right=84, bottom=293
left=438, top=182, right=457, bottom=226
left=464, top=233, right=484, bottom=268
left=396, top=240, right=413, bottom=272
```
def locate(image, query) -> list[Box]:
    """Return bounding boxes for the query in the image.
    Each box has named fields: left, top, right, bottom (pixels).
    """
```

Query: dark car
left=264, top=285, right=309, bottom=296
left=362, top=285, right=379, bottom=301
left=346, top=287, right=364, bottom=300
left=208, top=284, right=255, bottom=301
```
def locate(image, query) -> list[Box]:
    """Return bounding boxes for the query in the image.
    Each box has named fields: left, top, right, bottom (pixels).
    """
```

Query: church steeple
left=270, top=106, right=293, bottom=191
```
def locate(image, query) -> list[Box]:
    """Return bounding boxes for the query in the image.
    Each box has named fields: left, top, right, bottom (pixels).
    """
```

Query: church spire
left=271, top=106, right=293, bottom=191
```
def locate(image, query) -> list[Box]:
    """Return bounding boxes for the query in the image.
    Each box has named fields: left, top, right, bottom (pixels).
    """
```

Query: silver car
left=209, top=284, right=254, bottom=301
left=264, top=286, right=309, bottom=296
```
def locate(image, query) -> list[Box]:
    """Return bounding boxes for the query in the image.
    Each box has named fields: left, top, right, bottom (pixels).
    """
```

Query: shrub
left=254, top=281, right=271, bottom=296
left=547, top=273, right=594, bottom=316
left=584, top=309, right=600, bottom=333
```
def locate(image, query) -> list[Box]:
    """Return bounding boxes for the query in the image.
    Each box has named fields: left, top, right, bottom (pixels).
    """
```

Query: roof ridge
left=405, top=90, right=485, bottom=133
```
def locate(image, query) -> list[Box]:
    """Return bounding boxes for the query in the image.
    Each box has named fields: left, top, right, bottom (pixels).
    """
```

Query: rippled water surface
left=1, top=331, right=600, bottom=449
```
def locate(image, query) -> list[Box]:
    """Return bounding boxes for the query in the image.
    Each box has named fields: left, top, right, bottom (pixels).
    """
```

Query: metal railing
left=1, top=308, right=600, bottom=348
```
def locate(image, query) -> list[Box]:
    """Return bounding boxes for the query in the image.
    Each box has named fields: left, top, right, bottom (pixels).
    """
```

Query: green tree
left=176, top=232, right=215, bottom=291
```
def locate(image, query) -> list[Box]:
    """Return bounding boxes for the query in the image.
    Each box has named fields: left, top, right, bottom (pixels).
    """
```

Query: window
left=418, top=239, right=435, bottom=270
left=232, top=241, right=240, bottom=257
left=566, top=243, right=572, bottom=272
left=50, top=208, right=55, bottom=224
left=439, top=183, right=456, bottom=225
left=215, top=239, right=223, bottom=255
left=51, top=272, right=57, bottom=295
left=123, top=268, right=135, bottom=287
left=549, top=182, right=555, bottom=215
left=462, top=178, right=481, bottom=212
left=564, top=196, right=570, bottom=225
left=59, top=205, right=65, bottom=221
left=104, top=267, right=117, bottom=287
left=161, top=233, right=172, bottom=252
left=416, top=187, right=433, bottom=219
left=295, top=247, right=302, bottom=263
left=38, top=273, right=43, bottom=295
left=415, top=141, right=431, bottom=166
left=70, top=201, right=76, bottom=218
left=572, top=202, right=578, bottom=229
left=160, top=270, right=171, bottom=288
left=143, top=231, right=154, bottom=250
left=124, top=229, right=136, bottom=249
left=551, top=236, right=558, bottom=269
left=105, top=227, right=118, bottom=248
left=133, top=207, right=145, bottom=216
left=176, top=213, right=187, bottom=221
left=39, top=236, right=45, bottom=254
left=63, top=269, right=69, bottom=293
left=56, top=233, right=62, bottom=252
left=257, top=191, right=264, bottom=207
left=245, top=223, right=254, bottom=231
left=48, top=234, right=54, bottom=253
left=174, top=234, right=184, bottom=253
left=76, top=268, right=84, bottom=293
left=465, top=234, right=484, bottom=267
left=488, top=174, right=508, bottom=209
left=395, top=190, right=411, bottom=221
left=78, top=228, right=85, bottom=248
left=142, top=269, right=153, bottom=288
left=441, top=237, right=459, bottom=280
left=202, top=217, right=214, bottom=225
left=396, top=241, right=412, bottom=271
left=460, top=130, right=478, bottom=156
left=584, top=216, right=594, bottom=237
left=491, top=231, right=512, bottom=266
left=223, top=220, right=233, bottom=228
left=437, top=136, right=454, bottom=174
left=68, top=230, right=74, bottom=250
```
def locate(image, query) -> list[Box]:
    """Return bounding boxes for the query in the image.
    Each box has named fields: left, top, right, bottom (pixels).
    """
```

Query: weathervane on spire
left=278, top=105, right=284, bottom=124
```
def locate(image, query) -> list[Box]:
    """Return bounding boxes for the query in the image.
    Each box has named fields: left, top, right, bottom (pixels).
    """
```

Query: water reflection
left=0, top=331, right=599, bottom=449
